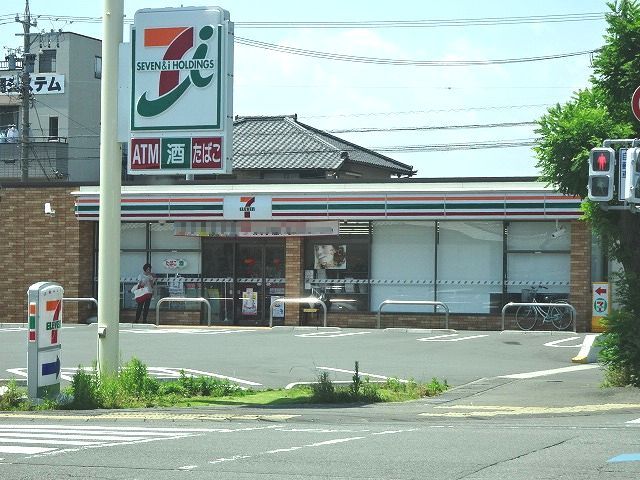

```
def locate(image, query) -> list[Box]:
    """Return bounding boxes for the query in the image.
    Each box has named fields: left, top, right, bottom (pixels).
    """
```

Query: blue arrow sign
left=41, top=356, right=60, bottom=379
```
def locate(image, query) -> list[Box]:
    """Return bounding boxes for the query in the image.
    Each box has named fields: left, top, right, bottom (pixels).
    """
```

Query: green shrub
left=119, top=357, right=159, bottom=398
left=599, top=309, right=640, bottom=387
left=0, top=380, right=28, bottom=410
left=311, top=371, right=335, bottom=402
left=69, top=367, right=98, bottom=409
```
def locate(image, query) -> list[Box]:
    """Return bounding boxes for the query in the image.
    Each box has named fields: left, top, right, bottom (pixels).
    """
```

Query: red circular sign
left=632, top=86, right=640, bottom=121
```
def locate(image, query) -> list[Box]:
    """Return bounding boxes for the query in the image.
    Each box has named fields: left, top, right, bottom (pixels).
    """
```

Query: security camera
left=44, top=202, right=55, bottom=216
left=551, top=226, right=566, bottom=239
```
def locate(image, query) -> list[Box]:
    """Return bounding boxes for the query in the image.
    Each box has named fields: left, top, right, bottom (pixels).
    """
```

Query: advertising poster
left=271, top=296, right=285, bottom=318
left=314, top=244, right=347, bottom=270
left=242, top=288, right=258, bottom=315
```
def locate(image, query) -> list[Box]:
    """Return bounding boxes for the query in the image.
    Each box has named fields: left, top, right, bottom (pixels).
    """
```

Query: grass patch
left=0, top=359, right=448, bottom=411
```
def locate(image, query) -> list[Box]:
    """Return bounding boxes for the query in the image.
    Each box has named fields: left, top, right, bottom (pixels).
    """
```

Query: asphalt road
left=1, top=324, right=639, bottom=479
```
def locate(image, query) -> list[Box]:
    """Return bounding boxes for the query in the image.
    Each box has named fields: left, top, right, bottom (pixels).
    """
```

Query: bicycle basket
left=521, top=289, right=534, bottom=302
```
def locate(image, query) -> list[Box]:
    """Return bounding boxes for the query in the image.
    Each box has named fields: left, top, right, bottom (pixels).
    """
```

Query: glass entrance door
left=203, top=239, right=286, bottom=325
left=235, top=243, right=264, bottom=325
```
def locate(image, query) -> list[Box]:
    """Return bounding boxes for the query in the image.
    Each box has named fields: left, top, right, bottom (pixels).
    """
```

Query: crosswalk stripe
left=0, top=446, right=56, bottom=455
left=0, top=424, right=210, bottom=458
left=0, top=438, right=102, bottom=446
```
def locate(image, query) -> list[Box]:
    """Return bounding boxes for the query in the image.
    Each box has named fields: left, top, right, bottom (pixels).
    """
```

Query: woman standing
left=135, top=263, right=155, bottom=323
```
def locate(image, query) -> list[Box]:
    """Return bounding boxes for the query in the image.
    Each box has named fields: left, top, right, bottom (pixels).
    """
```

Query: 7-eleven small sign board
left=591, top=282, right=610, bottom=332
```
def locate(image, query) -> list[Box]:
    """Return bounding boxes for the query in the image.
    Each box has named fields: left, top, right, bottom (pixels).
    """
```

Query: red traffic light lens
left=592, top=152, right=611, bottom=171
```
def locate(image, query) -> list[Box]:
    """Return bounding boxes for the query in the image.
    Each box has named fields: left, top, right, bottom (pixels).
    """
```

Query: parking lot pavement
left=0, top=324, right=602, bottom=391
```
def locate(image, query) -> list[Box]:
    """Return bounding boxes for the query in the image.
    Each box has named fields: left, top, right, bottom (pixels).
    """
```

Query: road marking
left=417, top=334, right=489, bottom=342
left=295, top=331, right=370, bottom=338
left=608, top=453, right=640, bottom=463
left=420, top=403, right=640, bottom=418
left=0, top=446, right=56, bottom=455
left=0, top=424, right=217, bottom=458
left=626, top=418, right=640, bottom=424
left=208, top=428, right=414, bottom=465
left=544, top=337, right=582, bottom=348
left=171, top=368, right=262, bottom=387
left=498, top=364, right=600, bottom=379
left=317, top=366, right=409, bottom=383
left=122, top=328, right=257, bottom=335
left=5, top=366, right=262, bottom=387
left=0, top=412, right=298, bottom=422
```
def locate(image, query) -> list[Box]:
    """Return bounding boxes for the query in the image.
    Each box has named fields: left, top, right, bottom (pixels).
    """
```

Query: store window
left=437, top=221, right=503, bottom=313
left=304, top=232, right=370, bottom=312
left=119, top=223, right=202, bottom=312
left=506, top=222, right=571, bottom=302
left=371, top=221, right=435, bottom=313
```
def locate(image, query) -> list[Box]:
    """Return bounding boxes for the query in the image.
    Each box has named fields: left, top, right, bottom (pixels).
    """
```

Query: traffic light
left=588, top=147, right=615, bottom=201
left=625, top=147, right=640, bottom=203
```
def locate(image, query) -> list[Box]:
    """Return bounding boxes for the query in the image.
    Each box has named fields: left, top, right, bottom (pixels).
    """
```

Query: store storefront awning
left=72, top=182, right=582, bottom=222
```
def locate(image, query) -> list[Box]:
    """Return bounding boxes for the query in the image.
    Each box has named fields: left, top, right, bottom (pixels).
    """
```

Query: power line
left=235, top=36, right=598, bottom=66
left=327, top=121, right=537, bottom=134
left=23, top=12, right=606, bottom=29
left=299, top=103, right=553, bottom=118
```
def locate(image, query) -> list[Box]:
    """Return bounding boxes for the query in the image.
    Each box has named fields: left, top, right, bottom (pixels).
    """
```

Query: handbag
left=131, top=282, right=152, bottom=303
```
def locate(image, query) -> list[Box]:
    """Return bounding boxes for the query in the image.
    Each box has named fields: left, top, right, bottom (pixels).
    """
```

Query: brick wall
left=570, top=220, right=592, bottom=332
left=0, top=186, right=95, bottom=324
left=284, top=236, right=303, bottom=326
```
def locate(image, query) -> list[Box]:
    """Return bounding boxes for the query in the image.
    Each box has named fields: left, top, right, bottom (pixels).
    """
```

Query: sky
left=0, top=0, right=612, bottom=178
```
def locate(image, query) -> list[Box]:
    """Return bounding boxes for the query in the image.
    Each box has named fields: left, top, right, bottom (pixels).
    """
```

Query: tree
left=534, top=0, right=640, bottom=385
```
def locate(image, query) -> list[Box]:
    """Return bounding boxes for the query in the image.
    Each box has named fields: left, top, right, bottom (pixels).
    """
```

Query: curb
left=572, top=334, right=601, bottom=364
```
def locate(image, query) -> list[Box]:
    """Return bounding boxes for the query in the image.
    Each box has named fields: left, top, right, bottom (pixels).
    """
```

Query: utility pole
left=16, top=0, right=37, bottom=181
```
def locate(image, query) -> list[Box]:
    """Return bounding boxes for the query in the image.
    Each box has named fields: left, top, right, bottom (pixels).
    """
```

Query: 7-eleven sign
left=591, top=282, right=610, bottom=332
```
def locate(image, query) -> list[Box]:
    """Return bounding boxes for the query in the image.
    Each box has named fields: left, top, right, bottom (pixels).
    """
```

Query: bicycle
left=515, top=285, right=572, bottom=331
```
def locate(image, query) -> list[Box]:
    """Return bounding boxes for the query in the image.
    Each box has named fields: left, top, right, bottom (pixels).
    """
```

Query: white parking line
left=295, top=331, right=371, bottom=338
left=417, top=334, right=489, bottom=342
left=5, top=367, right=262, bottom=387
left=317, top=366, right=409, bottom=383
left=122, top=329, right=257, bottom=335
left=498, top=364, right=600, bottom=379
left=544, top=337, right=582, bottom=348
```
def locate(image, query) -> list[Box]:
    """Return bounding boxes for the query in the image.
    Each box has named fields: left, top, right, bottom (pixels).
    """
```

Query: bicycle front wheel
left=516, top=306, right=537, bottom=330
left=551, top=303, right=572, bottom=330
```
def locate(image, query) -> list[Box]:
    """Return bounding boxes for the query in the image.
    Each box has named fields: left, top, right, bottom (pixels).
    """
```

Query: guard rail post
left=155, top=297, right=212, bottom=326
left=377, top=300, right=450, bottom=329
left=62, top=297, right=98, bottom=324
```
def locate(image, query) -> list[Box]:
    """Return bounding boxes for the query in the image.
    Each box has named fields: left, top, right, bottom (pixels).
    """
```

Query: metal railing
left=62, top=297, right=98, bottom=324
left=63, top=297, right=98, bottom=309
left=155, top=297, right=212, bottom=326
left=377, top=300, right=450, bottom=329
left=501, top=302, right=577, bottom=333
left=270, top=297, right=327, bottom=328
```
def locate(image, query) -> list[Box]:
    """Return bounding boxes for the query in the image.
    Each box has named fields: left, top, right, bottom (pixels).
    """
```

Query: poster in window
left=314, top=245, right=347, bottom=270
left=271, top=296, right=285, bottom=318
left=242, top=288, right=258, bottom=315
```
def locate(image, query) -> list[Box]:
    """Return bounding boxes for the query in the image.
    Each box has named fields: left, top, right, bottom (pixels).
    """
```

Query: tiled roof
left=232, top=115, right=415, bottom=175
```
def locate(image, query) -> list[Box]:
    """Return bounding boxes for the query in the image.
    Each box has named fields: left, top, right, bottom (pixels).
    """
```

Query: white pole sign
left=27, top=281, right=63, bottom=400
left=128, top=6, right=234, bottom=175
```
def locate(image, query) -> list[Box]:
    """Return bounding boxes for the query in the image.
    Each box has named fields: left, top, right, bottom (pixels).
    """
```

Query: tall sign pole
left=97, top=0, right=123, bottom=375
